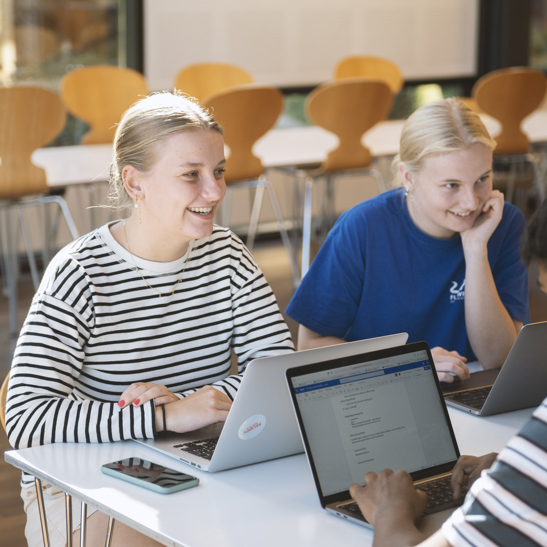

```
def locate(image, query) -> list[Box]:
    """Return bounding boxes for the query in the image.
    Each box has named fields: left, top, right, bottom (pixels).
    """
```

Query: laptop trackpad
left=441, top=368, right=500, bottom=394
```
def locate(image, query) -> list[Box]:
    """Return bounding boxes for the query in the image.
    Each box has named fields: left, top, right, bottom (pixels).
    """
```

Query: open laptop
left=442, top=321, right=547, bottom=416
left=135, top=332, right=408, bottom=472
left=285, top=342, right=464, bottom=528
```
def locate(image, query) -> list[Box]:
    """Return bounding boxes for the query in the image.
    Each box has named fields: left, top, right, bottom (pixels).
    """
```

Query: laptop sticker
left=238, top=415, right=266, bottom=440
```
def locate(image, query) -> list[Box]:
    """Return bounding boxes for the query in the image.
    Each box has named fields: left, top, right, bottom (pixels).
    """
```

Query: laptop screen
left=287, top=345, right=458, bottom=498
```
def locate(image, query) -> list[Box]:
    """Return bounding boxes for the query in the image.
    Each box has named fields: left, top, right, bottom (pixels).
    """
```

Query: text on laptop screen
left=290, top=350, right=458, bottom=496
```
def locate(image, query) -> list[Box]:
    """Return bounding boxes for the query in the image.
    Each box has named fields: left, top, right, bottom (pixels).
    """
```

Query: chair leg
left=17, top=208, right=40, bottom=290
left=2, top=208, right=19, bottom=337
left=220, top=187, right=232, bottom=227
left=369, top=168, right=386, bottom=194
left=264, top=180, right=300, bottom=286
left=246, top=186, right=265, bottom=252
left=42, top=195, right=79, bottom=240
left=527, top=153, right=545, bottom=203
left=301, top=176, right=314, bottom=279
left=105, top=516, right=116, bottom=547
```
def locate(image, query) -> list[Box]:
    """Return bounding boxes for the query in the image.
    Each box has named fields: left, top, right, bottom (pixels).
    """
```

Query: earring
left=405, top=186, right=414, bottom=202
left=135, top=197, right=141, bottom=224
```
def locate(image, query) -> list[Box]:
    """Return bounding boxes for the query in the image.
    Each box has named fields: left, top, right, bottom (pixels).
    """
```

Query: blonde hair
left=108, top=91, right=223, bottom=209
left=392, top=98, right=496, bottom=186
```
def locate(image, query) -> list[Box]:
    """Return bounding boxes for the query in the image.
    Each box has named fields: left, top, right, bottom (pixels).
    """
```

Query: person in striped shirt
left=6, top=91, right=294, bottom=546
left=349, top=199, right=547, bottom=546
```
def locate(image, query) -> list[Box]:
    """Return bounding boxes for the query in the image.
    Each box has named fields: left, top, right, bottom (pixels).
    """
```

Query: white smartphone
left=101, top=457, right=199, bottom=494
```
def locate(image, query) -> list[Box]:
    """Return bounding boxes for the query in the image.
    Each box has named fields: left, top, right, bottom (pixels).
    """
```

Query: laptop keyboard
left=444, top=386, right=492, bottom=410
left=339, top=475, right=467, bottom=519
left=173, top=437, right=219, bottom=461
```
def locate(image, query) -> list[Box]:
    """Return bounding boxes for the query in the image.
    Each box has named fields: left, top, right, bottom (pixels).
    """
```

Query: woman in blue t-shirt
left=286, top=98, right=530, bottom=382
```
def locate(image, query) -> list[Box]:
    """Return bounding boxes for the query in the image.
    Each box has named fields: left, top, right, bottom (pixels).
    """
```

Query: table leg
left=65, top=493, right=73, bottom=547
left=80, top=501, right=87, bottom=547
left=34, top=478, right=51, bottom=547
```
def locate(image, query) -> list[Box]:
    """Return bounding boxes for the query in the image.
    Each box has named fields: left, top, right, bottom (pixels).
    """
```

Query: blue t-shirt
left=286, top=189, right=530, bottom=361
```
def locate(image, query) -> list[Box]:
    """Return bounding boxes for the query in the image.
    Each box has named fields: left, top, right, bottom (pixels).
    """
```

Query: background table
left=5, top=405, right=533, bottom=547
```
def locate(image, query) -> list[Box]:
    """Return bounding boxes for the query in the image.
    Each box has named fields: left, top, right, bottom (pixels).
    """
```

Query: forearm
left=297, top=324, right=345, bottom=350
left=7, top=390, right=156, bottom=448
left=178, top=374, right=244, bottom=401
left=464, top=248, right=518, bottom=368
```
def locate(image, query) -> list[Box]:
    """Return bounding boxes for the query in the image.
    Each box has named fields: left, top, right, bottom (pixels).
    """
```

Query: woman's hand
left=118, top=382, right=178, bottom=408
left=431, top=347, right=470, bottom=383
left=460, top=190, right=504, bottom=253
left=451, top=453, right=498, bottom=499
left=160, top=386, right=232, bottom=434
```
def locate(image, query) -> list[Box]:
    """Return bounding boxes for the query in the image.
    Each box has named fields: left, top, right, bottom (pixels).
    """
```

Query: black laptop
left=285, top=342, right=465, bottom=528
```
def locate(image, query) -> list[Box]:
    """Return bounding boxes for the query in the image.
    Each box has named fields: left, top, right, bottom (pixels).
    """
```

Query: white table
left=31, top=110, right=547, bottom=189
left=31, top=120, right=405, bottom=189
left=4, top=405, right=534, bottom=547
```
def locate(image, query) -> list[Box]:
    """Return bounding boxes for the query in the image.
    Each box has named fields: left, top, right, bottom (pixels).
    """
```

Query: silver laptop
left=443, top=321, right=547, bottom=416
left=286, top=342, right=464, bottom=528
left=135, top=332, right=408, bottom=472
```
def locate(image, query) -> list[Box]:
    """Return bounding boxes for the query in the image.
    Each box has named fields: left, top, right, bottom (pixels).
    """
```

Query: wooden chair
left=60, top=65, right=149, bottom=144
left=295, top=78, right=393, bottom=277
left=203, top=84, right=299, bottom=286
left=0, top=86, right=79, bottom=336
left=174, top=62, right=253, bottom=103
left=0, top=372, right=8, bottom=432
left=472, top=67, right=547, bottom=203
left=334, top=55, right=403, bottom=95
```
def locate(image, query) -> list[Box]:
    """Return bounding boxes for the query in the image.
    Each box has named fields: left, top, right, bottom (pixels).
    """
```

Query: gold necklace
left=123, top=221, right=191, bottom=298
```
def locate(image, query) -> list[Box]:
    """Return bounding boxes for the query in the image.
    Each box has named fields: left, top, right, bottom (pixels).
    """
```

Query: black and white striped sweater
left=6, top=223, right=294, bottom=484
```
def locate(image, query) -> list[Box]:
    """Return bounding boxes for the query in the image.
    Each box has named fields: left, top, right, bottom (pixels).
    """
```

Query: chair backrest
left=0, top=86, right=66, bottom=199
left=0, top=372, right=9, bottom=433
left=334, top=56, right=404, bottom=95
left=15, top=25, right=61, bottom=67
left=174, top=62, right=254, bottom=103
left=203, top=85, right=282, bottom=183
left=306, top=78, right=393, bottom=173
left=473, top=67, right=547, bottom=155
left=60, top=65, right=149, bottom=144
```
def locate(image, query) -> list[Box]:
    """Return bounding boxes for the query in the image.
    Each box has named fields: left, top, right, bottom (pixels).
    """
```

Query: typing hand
left=162, top=386, right=232, bottom=434
left=451, top=453, right=498, bottom=499
left=118, top=382, right=178, bottom=409
left=431, top=347, right=470, bottom=383
left=349, top=470, right=428, bottom=526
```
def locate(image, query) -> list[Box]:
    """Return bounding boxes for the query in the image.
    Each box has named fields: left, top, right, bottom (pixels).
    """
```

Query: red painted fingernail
left=118, top=400, right=125, bottom=407
left=133, top=399, right=140, bottom=406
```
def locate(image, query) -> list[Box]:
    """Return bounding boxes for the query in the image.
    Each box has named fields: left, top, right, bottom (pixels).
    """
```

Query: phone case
left=101, top=461, right=199, bottom=494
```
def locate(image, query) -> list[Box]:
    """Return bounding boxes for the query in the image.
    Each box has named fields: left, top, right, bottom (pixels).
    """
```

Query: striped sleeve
left=442, top=398, right=547, bottom=546
left=6, top=281, right=156, bottom=451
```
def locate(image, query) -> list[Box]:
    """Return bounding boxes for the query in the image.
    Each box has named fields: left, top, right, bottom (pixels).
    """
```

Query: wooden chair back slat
left=306, top=78, right=393, bottom=173
left=473, top=67, right=547, bottom=155
left=0, top=86, right=66, bottom=199
left=175, top=63, right=253, bottom=103
left=0, top=372, right=9, bottom=433
left=61, top=65, right=149, bottom=144
left=334, top=56, right=404, bottom=95
left=204, top=85, right=282, bottom=183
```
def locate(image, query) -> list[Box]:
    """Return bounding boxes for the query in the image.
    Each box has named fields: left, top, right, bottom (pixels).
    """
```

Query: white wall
left=144, top=0, right=479, bottom=91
